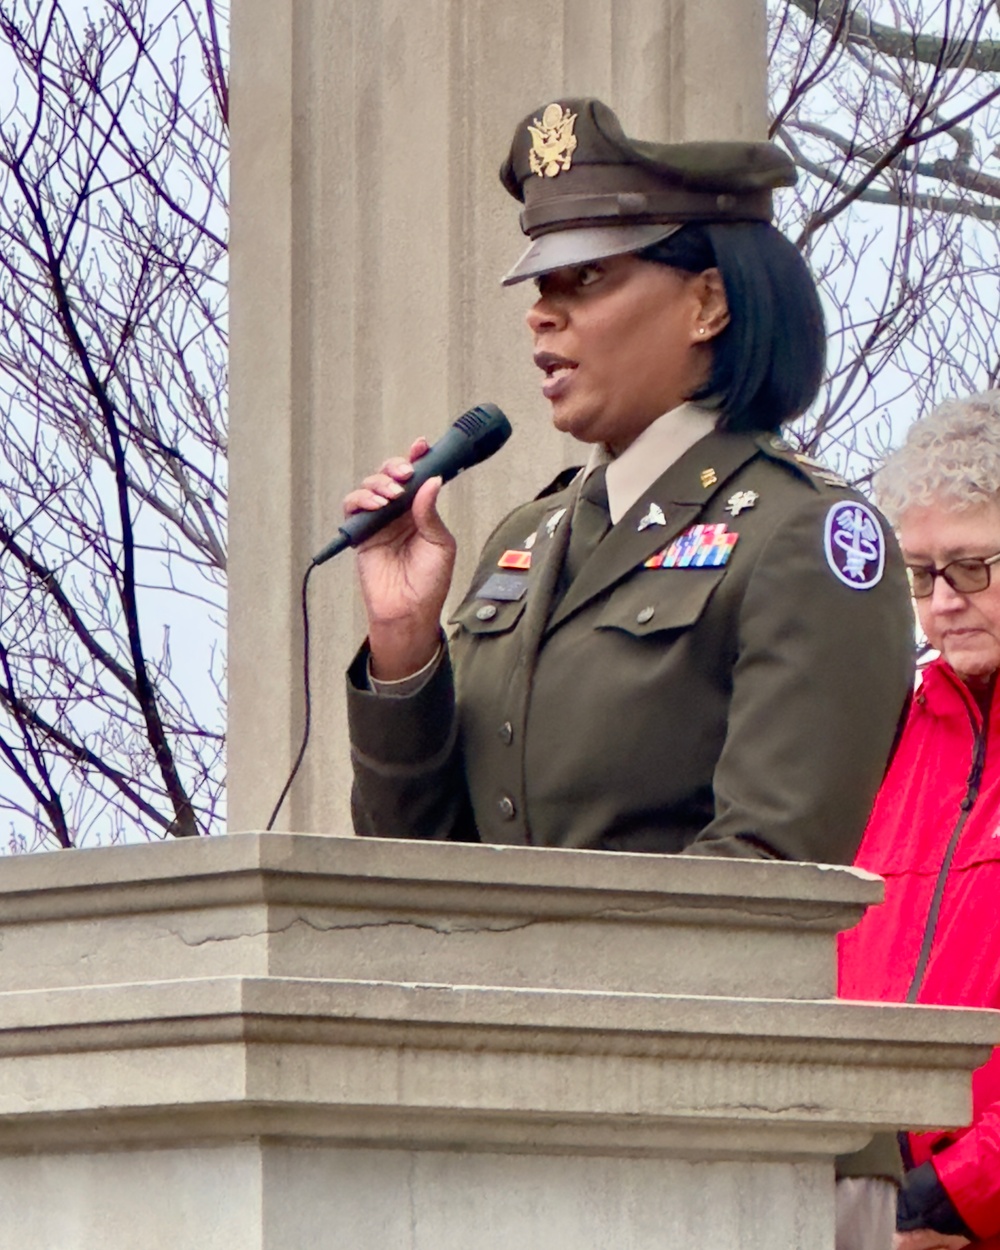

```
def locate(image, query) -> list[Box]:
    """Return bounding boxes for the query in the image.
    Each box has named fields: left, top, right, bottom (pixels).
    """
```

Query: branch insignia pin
left=637, top=502, right=666, bottom=532
left=700, top=467, right=717, bottom=489
left=546, top=507, right=567, bottom=537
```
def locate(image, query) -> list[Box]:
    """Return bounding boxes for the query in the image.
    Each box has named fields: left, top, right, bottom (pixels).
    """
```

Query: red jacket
left=839, top=657, right=1000, bottom=1245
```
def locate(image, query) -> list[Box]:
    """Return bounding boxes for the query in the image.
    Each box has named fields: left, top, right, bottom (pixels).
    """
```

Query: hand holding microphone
left=335, top=403, right=512, bottom=681
left=321, top=402, right=511, bottom=563
left=267, top=404, right=510, bottom=830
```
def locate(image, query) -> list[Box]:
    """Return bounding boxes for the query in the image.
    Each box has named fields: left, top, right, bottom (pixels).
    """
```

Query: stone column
left=0, top=836, right=993, bottom=1248
left=228, top=0, right=768, bottom=834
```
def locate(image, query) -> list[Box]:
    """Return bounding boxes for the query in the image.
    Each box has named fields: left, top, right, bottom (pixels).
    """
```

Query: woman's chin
left=550, top=403, right=600, bottom=443
left=945, top=642, right=1000, bottom=684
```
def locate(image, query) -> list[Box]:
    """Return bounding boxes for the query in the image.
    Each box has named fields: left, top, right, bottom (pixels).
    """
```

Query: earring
left=698, top=328, right=707, bottom=336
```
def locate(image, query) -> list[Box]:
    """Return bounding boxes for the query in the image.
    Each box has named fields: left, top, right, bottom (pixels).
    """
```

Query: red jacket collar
left=917, top=656, right=1000, bottom=729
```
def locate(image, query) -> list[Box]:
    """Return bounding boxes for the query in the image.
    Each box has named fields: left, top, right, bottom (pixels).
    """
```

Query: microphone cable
left=264, top=560, right=317, bottom=831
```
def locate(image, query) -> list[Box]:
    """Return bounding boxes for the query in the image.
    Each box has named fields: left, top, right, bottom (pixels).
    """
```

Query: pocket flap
left=448, top=596, right=527, bottom=636
left=596, top=569, right=726, bottom=636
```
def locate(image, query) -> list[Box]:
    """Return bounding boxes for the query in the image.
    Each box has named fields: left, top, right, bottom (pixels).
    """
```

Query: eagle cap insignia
left=528, top=103, right=578, bottom=178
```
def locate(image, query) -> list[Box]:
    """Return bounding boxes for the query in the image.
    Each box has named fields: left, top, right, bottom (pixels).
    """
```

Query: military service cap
left=500, top=98, right=796, bottom=284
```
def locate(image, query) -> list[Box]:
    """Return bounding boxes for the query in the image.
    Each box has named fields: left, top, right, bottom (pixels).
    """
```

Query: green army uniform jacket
left=348, top=428, right=914, bottom=865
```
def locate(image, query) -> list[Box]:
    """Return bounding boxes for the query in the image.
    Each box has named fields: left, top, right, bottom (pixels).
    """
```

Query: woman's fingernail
left=386, top=482, right=404, bottom=497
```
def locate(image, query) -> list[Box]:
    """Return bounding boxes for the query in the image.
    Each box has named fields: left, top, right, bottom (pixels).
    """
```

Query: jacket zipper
left=904, top=689, right=988, bottom=1004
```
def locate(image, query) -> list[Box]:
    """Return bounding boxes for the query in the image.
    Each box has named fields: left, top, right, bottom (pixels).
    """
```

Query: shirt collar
left=581, top=402, right=718, bottom=524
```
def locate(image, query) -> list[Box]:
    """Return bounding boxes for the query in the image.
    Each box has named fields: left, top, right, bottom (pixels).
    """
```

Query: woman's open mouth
left=535, top=351, right=577, bottom=399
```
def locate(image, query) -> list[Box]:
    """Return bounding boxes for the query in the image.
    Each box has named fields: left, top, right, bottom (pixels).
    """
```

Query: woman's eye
left=577, top=264, right=603, bottom=286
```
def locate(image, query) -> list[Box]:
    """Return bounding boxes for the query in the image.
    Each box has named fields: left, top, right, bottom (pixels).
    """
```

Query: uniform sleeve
left=927, top=1106, right=1000, bottom=1240
left=346, top=642, right=479, bottom=842
left=687, top=494, right=914, bottom=864
left=897, top=1160, right=973, bottom=1237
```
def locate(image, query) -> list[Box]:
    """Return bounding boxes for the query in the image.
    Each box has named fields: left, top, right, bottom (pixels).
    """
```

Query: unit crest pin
left=725, top=490, right=759, bottom=517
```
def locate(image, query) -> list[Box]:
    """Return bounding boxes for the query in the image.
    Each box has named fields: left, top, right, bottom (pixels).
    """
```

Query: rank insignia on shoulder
left=725, top=490, right=758, bottom=517
left=795, top=453, right=849, bottom=488
left=637, top=502, right=666, bottom=531
left=498, top=549, right=532, bottom=570
left=475, top=572, right=529, bottom=602
left=824, top=501, right=885, bottom=590
left=645, top=523, right=738, bottom=569
left=546, top=507, right=568, bottom=537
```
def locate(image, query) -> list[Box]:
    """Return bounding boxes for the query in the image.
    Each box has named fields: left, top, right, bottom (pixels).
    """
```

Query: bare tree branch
left=0, top=0, right=227, bottom=850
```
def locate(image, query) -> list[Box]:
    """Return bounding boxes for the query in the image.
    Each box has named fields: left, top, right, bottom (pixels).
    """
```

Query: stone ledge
left=0, top=975, right=993, bottom=1057
left=0, top=976, right=992, bottom=1158
left=0, top=834, right=880, bottom=1000
left=0, top=833, right=881, bottom=924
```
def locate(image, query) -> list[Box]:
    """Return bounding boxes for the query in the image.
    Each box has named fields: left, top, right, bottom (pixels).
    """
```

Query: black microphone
left=313, top=402, right=513, bottom=565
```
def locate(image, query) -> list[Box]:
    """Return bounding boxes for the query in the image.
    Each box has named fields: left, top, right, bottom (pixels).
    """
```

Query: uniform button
left=498, top=721, right=514, bottom=745
left=475, top=603, right=497, bottom=621
left=497, top=795, right=516, bottom=820
left=636, top=605, right=655, bottom=624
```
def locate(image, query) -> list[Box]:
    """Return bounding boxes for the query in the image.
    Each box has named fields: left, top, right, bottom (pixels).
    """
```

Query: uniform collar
left=549, top=426, right=762, bottom=632
left=580, top=402, right=717, bottom=524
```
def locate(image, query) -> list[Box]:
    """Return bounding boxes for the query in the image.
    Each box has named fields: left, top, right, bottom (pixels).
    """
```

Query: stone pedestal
left=228, top=0, right=769, bottom=835
left=0, top=834, right=994, bottom=1248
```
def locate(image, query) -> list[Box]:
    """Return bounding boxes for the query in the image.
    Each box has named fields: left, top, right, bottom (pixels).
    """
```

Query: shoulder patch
left=534, top=466, right=582, bottom=501
left=824, top=501, right=885, bottom=590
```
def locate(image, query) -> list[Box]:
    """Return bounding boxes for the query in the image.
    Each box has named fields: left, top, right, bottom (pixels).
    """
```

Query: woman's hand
left=343, top=437, right=457, bottom=680
left=893, top=1232, right=972, bottom=1249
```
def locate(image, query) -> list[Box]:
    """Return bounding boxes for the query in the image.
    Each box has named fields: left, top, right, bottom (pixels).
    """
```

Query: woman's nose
left=930, top=574, right=967, bottom=611
left=525, top=295, right=566, bottom=334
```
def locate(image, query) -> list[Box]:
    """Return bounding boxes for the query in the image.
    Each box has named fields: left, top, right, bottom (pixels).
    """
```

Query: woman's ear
left=692, top=268, right=730, bottom=341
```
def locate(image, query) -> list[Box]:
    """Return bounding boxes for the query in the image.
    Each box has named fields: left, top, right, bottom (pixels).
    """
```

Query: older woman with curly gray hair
left=840, top=390, right=1000, bottom=1250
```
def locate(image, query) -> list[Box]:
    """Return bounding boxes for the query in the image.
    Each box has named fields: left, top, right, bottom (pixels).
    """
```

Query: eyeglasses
left=906, top=551, right=1000, bottom=599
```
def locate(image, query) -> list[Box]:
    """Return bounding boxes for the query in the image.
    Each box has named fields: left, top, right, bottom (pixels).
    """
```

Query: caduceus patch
left=824, top=501, right=885, bottom=590
left=528, top=103, right=578, bottom=178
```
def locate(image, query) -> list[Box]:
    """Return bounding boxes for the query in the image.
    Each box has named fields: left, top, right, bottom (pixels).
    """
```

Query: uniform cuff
left=347, top=640, right=456, bottom=767
left=368, top=642, right=444, bottom=696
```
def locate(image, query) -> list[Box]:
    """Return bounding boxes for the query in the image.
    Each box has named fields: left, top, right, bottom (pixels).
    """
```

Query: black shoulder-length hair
left=638, top=221, right=825, bottom=435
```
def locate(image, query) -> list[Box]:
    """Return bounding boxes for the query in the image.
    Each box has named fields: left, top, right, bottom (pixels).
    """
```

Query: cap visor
left=501, top=223, right=683, bottom=286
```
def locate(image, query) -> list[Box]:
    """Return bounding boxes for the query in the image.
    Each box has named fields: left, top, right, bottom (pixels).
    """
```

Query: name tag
left=475, top=572, right=529, bottom=602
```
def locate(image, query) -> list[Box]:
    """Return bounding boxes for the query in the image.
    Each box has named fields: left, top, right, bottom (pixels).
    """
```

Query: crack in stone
left=173, top=902, right=840, bottom=948
left=725, top=1103, right=827, bottom=1115
left=175, top=914, right=545, bottom=947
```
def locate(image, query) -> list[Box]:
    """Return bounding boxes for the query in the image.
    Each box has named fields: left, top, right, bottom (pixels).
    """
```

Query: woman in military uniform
left=344, top=98, right=913, bottom=868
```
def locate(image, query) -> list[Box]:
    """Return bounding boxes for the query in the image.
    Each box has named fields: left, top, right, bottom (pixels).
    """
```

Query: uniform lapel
left=517, top=491, right=575, bottom=646
left=547, top=431, right=760, bottom=633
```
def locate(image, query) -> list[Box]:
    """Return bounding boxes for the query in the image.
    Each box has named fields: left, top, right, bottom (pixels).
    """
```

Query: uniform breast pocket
left=595, top=568, right=726, bottom=638
left=448, top=596, right=527, bottom=637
